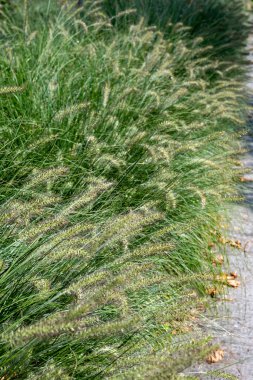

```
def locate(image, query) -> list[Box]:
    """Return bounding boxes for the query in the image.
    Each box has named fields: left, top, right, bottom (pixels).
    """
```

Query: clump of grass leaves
left=0, top=1, right=250, bottom=379
left=102, top=0, right=250, bottom=62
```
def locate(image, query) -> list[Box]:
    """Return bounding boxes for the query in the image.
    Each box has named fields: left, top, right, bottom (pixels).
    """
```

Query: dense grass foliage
left=102, top=0, right=250, bottom=61
left=0, top=1, right=249, bottom=379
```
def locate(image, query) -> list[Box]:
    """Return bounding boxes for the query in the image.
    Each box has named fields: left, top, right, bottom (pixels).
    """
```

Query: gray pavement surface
left=184, top=37, right=253, bottom=380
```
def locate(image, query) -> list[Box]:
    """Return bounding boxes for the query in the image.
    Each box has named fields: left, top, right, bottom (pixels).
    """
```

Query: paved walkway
left=184, top=38, right=253, bottom=380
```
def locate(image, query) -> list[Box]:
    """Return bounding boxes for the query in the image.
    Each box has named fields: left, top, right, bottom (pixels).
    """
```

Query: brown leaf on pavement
left=227, top=279, right=240, bottom=288
left=230, top=271, right=238, bottom=278
left=206, top=348, right=224, bottom=364
left=212, top=254, right=224, bottom=266
left=217, top=236, right=242, bottom=250
left=229, top=239, right=242, bottom=249
left=207, top=287, right=218, bottom=297
left=240, top=176, right=253, bottom=182
left=216, top=272, right=239, bottom=287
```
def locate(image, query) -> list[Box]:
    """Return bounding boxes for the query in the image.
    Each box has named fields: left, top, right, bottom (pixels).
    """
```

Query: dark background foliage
left=102, top=0, right=250, bottom=61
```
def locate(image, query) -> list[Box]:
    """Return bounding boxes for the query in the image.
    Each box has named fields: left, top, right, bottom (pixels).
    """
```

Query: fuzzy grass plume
left=0, top=0, right=250, bottom=379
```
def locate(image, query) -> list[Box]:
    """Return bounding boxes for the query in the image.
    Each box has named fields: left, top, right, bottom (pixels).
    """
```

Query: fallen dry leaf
left=216, top=272, right=228, bottom=282
left=218, top=236, right=227, bottom=245
left=207, top=287, right=218, bottom=297
left=240, top=177, right=253, bottom=182
left=216, top=272, right=239, bottom=287
left=206, top=348, right=224, bottom=364
left=229, top=240, right=242, bottom=249
left=217, top=236, right=242, bottom=250
left=212, top=254, right=224, bottom=266
left=227, top=279, right=240, bottom=288
left=230, top=271, right=238, bottom=279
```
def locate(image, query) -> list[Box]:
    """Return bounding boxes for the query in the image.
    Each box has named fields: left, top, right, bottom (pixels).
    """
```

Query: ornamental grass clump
left=102, top=0, right=250, bottom=62
left=0, top=0, right=249, bottom=378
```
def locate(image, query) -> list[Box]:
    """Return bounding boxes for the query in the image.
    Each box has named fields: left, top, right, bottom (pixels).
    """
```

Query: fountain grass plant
left=0, top=0, right=250, bottom=379
left=102, top=0, right=250, bottom=62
